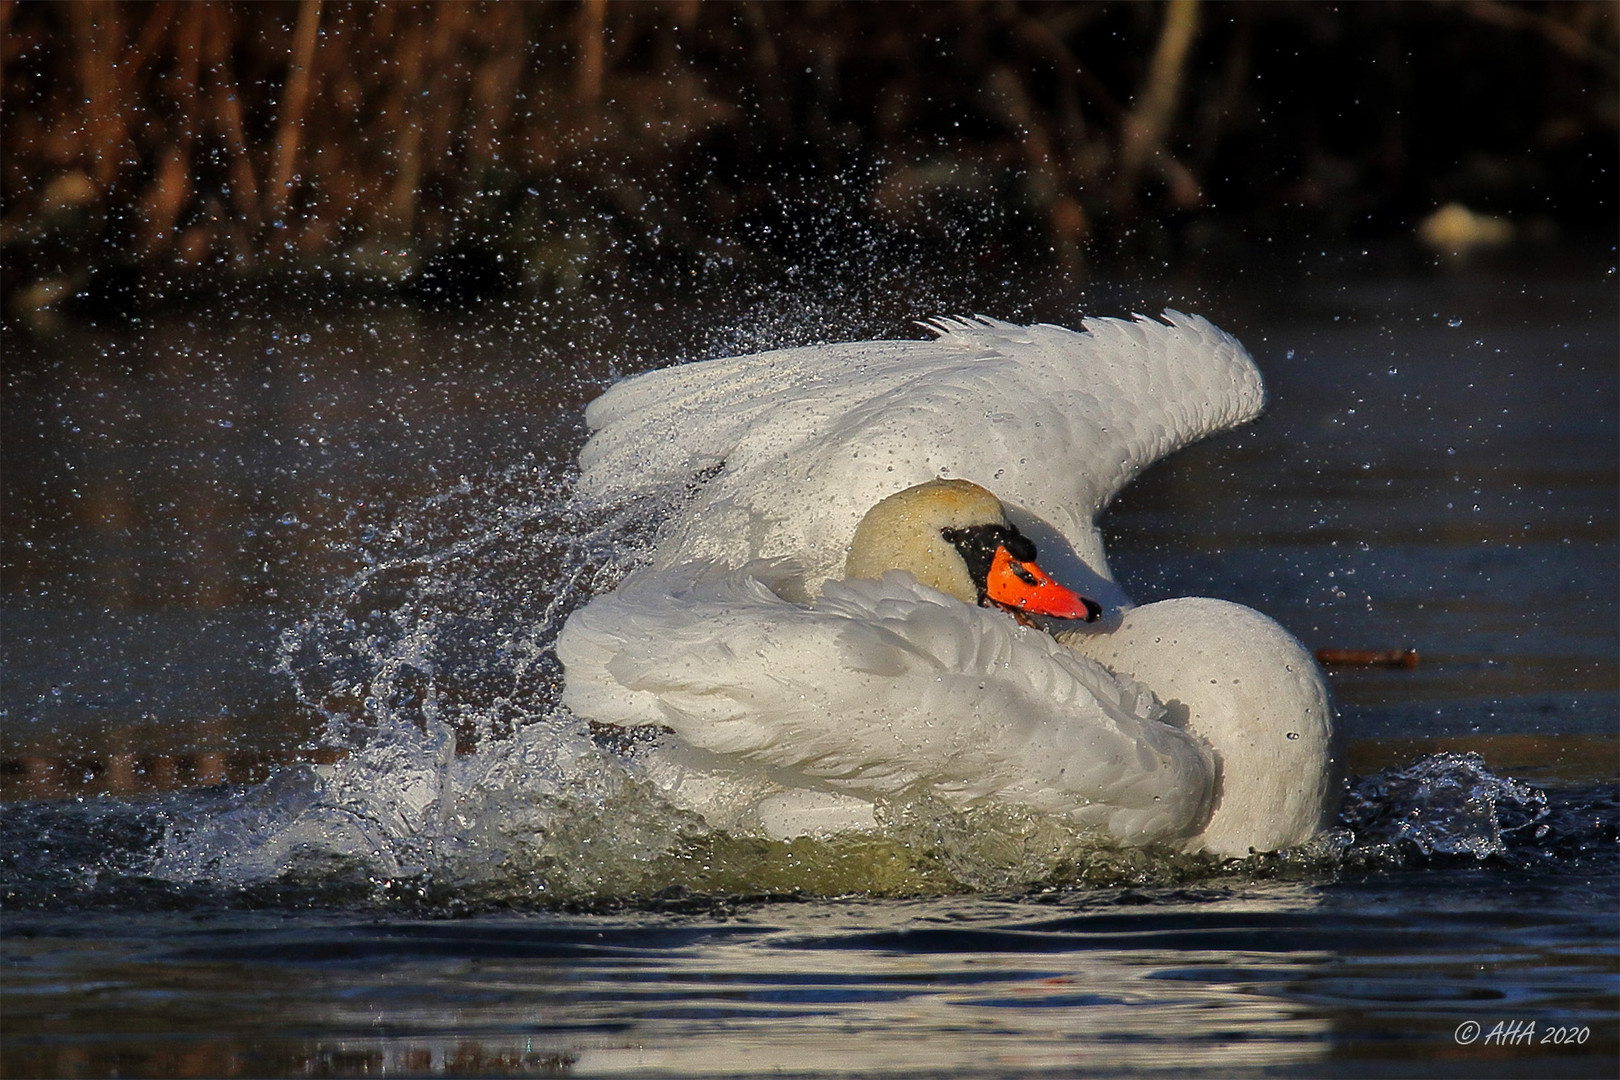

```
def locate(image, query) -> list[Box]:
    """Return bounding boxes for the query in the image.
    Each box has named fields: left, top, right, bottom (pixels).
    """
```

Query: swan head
left=845, top=479, right=1101, bottom=622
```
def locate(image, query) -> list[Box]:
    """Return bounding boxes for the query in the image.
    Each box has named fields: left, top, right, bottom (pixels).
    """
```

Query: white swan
left=557, top=314, right=1339, bottom=856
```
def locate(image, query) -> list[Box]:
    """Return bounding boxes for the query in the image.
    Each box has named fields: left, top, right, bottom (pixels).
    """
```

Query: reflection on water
left=2, top=262, right=1617, bottom=1077
left=5, top=874, right=1616, bottom=1078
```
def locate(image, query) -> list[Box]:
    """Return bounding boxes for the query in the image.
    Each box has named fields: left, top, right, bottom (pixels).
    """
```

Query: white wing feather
left=557, top=561, right=1216, bottom=844
left=575, top=312, right=1263, bottom=595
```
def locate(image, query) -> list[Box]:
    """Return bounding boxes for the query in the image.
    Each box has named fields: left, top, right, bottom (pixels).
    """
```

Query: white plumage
left=562, top=559, right=1216, bottom=844
left=576, top=313, right=1264, bottom=604
left=558, top=313, right=1338, bottom=856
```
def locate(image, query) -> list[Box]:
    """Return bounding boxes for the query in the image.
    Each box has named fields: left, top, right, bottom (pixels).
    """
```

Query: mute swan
left=557, top=313, right=1339, bottom=856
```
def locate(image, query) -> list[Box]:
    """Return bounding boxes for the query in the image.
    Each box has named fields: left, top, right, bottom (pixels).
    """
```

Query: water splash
left=150, top=457, right=699, bottom=902
left=131, top=455, right=1585, bottom=906
left=270, top=459, right=635, bottom=754
left=1336, top=751, right=1550, bottom=859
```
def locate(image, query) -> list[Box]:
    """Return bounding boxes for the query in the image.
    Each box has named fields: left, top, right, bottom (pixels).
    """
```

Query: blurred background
left=2, top=0, right=1616, bottom=322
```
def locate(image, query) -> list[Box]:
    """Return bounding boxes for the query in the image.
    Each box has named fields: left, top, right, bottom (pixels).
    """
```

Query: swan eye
left=1001, top=531, right=1038, bottom=563
left=941, top=524, right=1032, bottom=564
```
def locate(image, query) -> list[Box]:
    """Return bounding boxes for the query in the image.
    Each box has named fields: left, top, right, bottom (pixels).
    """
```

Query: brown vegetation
left=1, top=1, right=1615, bottom=317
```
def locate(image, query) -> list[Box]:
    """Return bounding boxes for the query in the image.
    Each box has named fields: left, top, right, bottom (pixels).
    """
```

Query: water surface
left=3, top=259, right=1616, bottom=1077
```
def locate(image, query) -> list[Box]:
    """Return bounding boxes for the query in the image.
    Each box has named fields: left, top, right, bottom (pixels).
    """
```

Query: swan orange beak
left=986, top=546, right=1102, bottom=622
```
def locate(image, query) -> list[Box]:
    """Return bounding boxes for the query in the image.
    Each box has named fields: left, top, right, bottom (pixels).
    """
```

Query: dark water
left=2, top=258, right=1616, bottom=1077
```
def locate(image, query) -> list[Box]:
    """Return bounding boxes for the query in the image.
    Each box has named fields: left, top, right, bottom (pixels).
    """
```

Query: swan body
left=558, top=313, right=1339, bottom=857
left=562, top=558, right=1215, bottom=845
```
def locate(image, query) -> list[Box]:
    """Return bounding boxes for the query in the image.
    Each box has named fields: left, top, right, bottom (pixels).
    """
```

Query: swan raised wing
left=576, top=312, right=1263, bottom=600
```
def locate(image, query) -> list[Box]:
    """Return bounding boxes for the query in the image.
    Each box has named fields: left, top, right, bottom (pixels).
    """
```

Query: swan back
left=576, top=313, right=1264, bottom=596
left=557, top=560, right=1218, bottom=845
left=1064, top=599, right=1340, bottom=855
